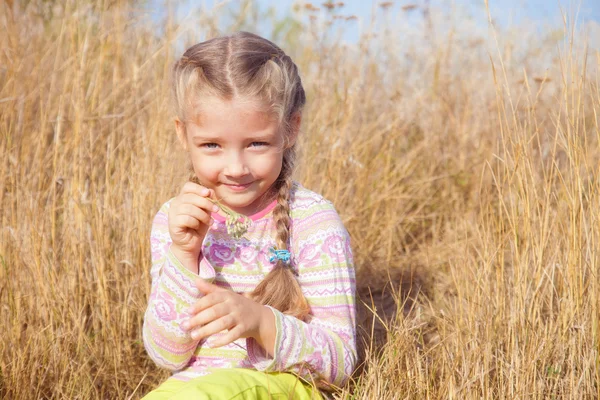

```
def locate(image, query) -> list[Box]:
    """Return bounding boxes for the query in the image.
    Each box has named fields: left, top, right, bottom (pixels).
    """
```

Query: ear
left=287, top=113, right=302, bottom=148
left=175, top=118, right=188, bottom=151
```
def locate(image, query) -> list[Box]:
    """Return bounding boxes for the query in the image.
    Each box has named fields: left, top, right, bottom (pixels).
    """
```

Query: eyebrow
left=191, top=135, right=218, bottom=141
left=191, top=133, right=276, bottom=141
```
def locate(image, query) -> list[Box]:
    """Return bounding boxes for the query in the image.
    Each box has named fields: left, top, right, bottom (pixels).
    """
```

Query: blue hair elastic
left=269, top=248, right=291, bottom=265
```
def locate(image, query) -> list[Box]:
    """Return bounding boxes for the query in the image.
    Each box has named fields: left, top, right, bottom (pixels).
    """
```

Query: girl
left=142, top=31, right=357, bottom=399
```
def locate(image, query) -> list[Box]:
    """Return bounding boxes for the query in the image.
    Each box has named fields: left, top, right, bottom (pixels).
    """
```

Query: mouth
left=222, top=182, right=253, bottom=192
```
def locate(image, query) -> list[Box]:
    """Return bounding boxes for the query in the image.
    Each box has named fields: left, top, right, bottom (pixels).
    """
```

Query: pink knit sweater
left=143, top=183, right=357, bottom=388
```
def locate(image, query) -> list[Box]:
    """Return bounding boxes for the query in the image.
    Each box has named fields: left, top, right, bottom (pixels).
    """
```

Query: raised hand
left=168, top=181, right=219, bottom=272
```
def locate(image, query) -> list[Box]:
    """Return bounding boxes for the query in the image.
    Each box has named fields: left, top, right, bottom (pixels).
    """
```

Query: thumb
left=195, top=278, right=221, bottom=295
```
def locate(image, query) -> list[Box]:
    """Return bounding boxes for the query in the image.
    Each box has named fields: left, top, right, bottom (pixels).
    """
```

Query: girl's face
left=176, top=96, right=295, bottom=216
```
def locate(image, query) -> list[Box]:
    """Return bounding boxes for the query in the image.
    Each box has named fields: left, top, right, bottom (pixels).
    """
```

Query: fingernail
left=212, top=205, right=219, bottom=212
left=191, top=330, right=199, bottom=340
left=202, top=189, right=210, bottom=196
left=180, top=321, right=190, bottom=330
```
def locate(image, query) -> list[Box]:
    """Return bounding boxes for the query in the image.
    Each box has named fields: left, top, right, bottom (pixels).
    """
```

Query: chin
left=217, top=193, right=252, bottom=207
left=233, top=195, right=271, bottom=215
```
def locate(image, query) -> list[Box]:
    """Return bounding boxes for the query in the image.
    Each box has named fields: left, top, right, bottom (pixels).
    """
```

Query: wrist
left=170, top=245, right=201, bottom=274
left=254, top=305, right=276, bottom=357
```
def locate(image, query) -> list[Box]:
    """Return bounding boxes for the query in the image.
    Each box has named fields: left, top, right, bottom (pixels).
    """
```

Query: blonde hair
left=172, top=32, right=310, bottom=321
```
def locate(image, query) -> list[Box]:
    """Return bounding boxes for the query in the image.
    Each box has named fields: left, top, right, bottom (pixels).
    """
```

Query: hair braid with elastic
left=250, top=148, right=311, bottom=321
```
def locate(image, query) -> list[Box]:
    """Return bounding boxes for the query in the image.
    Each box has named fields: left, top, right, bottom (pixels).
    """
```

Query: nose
left=223, top=151, right=249, bottom=178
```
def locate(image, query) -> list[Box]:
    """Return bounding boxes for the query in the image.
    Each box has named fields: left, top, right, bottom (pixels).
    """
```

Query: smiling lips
left=223, top=182, right=253, bottom=192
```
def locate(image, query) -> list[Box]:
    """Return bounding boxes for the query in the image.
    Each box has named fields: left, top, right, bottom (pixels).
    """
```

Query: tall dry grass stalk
left=0, top=0, right=598, bottom=398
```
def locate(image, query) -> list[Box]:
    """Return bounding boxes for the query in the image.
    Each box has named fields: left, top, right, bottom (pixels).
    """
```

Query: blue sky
left=150, top=0, right=600, bottom=50
left=261, top=0, right=600, bottom=22
left=306, top=0, right=600, bottom=25
left=160, top=0, right=599, bottom=42
left=279, top=0, right=599, bottom=43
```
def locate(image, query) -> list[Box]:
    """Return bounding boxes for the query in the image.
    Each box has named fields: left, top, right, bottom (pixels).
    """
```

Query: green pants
left=142, top=368, right=323, bottom=400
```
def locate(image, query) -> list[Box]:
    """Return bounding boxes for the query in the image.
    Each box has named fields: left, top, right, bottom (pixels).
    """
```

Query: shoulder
left=157, top=197, right=176, bottom=214
left=290, top=182, right=336, bottom=214
left=151, top=197, right=176, bottom=227
left=288, top=184, right=354, bottom=269
left=290, top=182, right=347, bottom=234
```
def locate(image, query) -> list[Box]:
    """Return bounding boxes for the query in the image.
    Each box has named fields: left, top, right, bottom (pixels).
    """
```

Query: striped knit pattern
left=143, top=183, right=357, bottom=388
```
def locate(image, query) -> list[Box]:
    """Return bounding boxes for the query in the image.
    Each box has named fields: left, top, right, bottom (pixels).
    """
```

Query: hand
left=180, top=279, right=275, bottom=352
left=168, top=181, right=219, bottom=261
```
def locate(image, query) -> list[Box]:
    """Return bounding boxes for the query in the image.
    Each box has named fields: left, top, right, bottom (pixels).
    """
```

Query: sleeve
left=246, top=200, right=357, bottom=388
left=142, top=199, right=216, bottom=371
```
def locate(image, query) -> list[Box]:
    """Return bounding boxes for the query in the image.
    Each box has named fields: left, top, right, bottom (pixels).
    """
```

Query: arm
left=142, top=200, right=215, bottom=370
left=246, top=201, right=357, bottom=388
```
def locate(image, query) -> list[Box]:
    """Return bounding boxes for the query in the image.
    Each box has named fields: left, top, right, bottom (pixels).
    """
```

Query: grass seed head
left=212, top=200, right=252, bottom=239
left=224, top=214, right=252, bottom=239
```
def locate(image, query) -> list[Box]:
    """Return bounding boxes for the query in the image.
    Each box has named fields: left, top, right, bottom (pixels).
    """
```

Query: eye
left=200, top=143, right=220, bottom=149
left=249, top=141, right=268, bottom=148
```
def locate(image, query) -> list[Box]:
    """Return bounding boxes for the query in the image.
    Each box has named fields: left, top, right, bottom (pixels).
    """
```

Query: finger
left=181, top=296, right=224, bottom=331
left=173, top=214, right=203, bottom=231
left=185, top=301, right=231, bottom=331
left=210, top=325, right=245, bottom=348
left=187, top=291, right=224, bottom=314
left=181, top=181, right=213, bottom=198
left=195, top=279, right=223, bottom=296
left=189, top=315, right=235, bottom=341
left=177, top=203, right=213, bottom=226
left=180, top=194, right=219, bottom=216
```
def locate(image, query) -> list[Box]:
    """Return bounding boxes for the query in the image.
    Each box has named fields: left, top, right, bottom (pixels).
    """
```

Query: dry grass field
left=1, top=0, right=598, bottom=398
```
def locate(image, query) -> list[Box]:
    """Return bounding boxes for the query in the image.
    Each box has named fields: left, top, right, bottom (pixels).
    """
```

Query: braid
left=250, top=149, right=311, bottom=321
left=273, top=171, right=292, bottom=253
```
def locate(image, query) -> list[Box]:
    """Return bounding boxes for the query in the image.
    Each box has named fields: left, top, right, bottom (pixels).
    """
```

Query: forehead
left=188, top=96, right=278, bottom=137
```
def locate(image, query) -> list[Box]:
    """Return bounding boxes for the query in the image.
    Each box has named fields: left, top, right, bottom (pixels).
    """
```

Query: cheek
left=254, top=153, right=282, bottom=177
left=192, top=156, right=220, bottom=182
